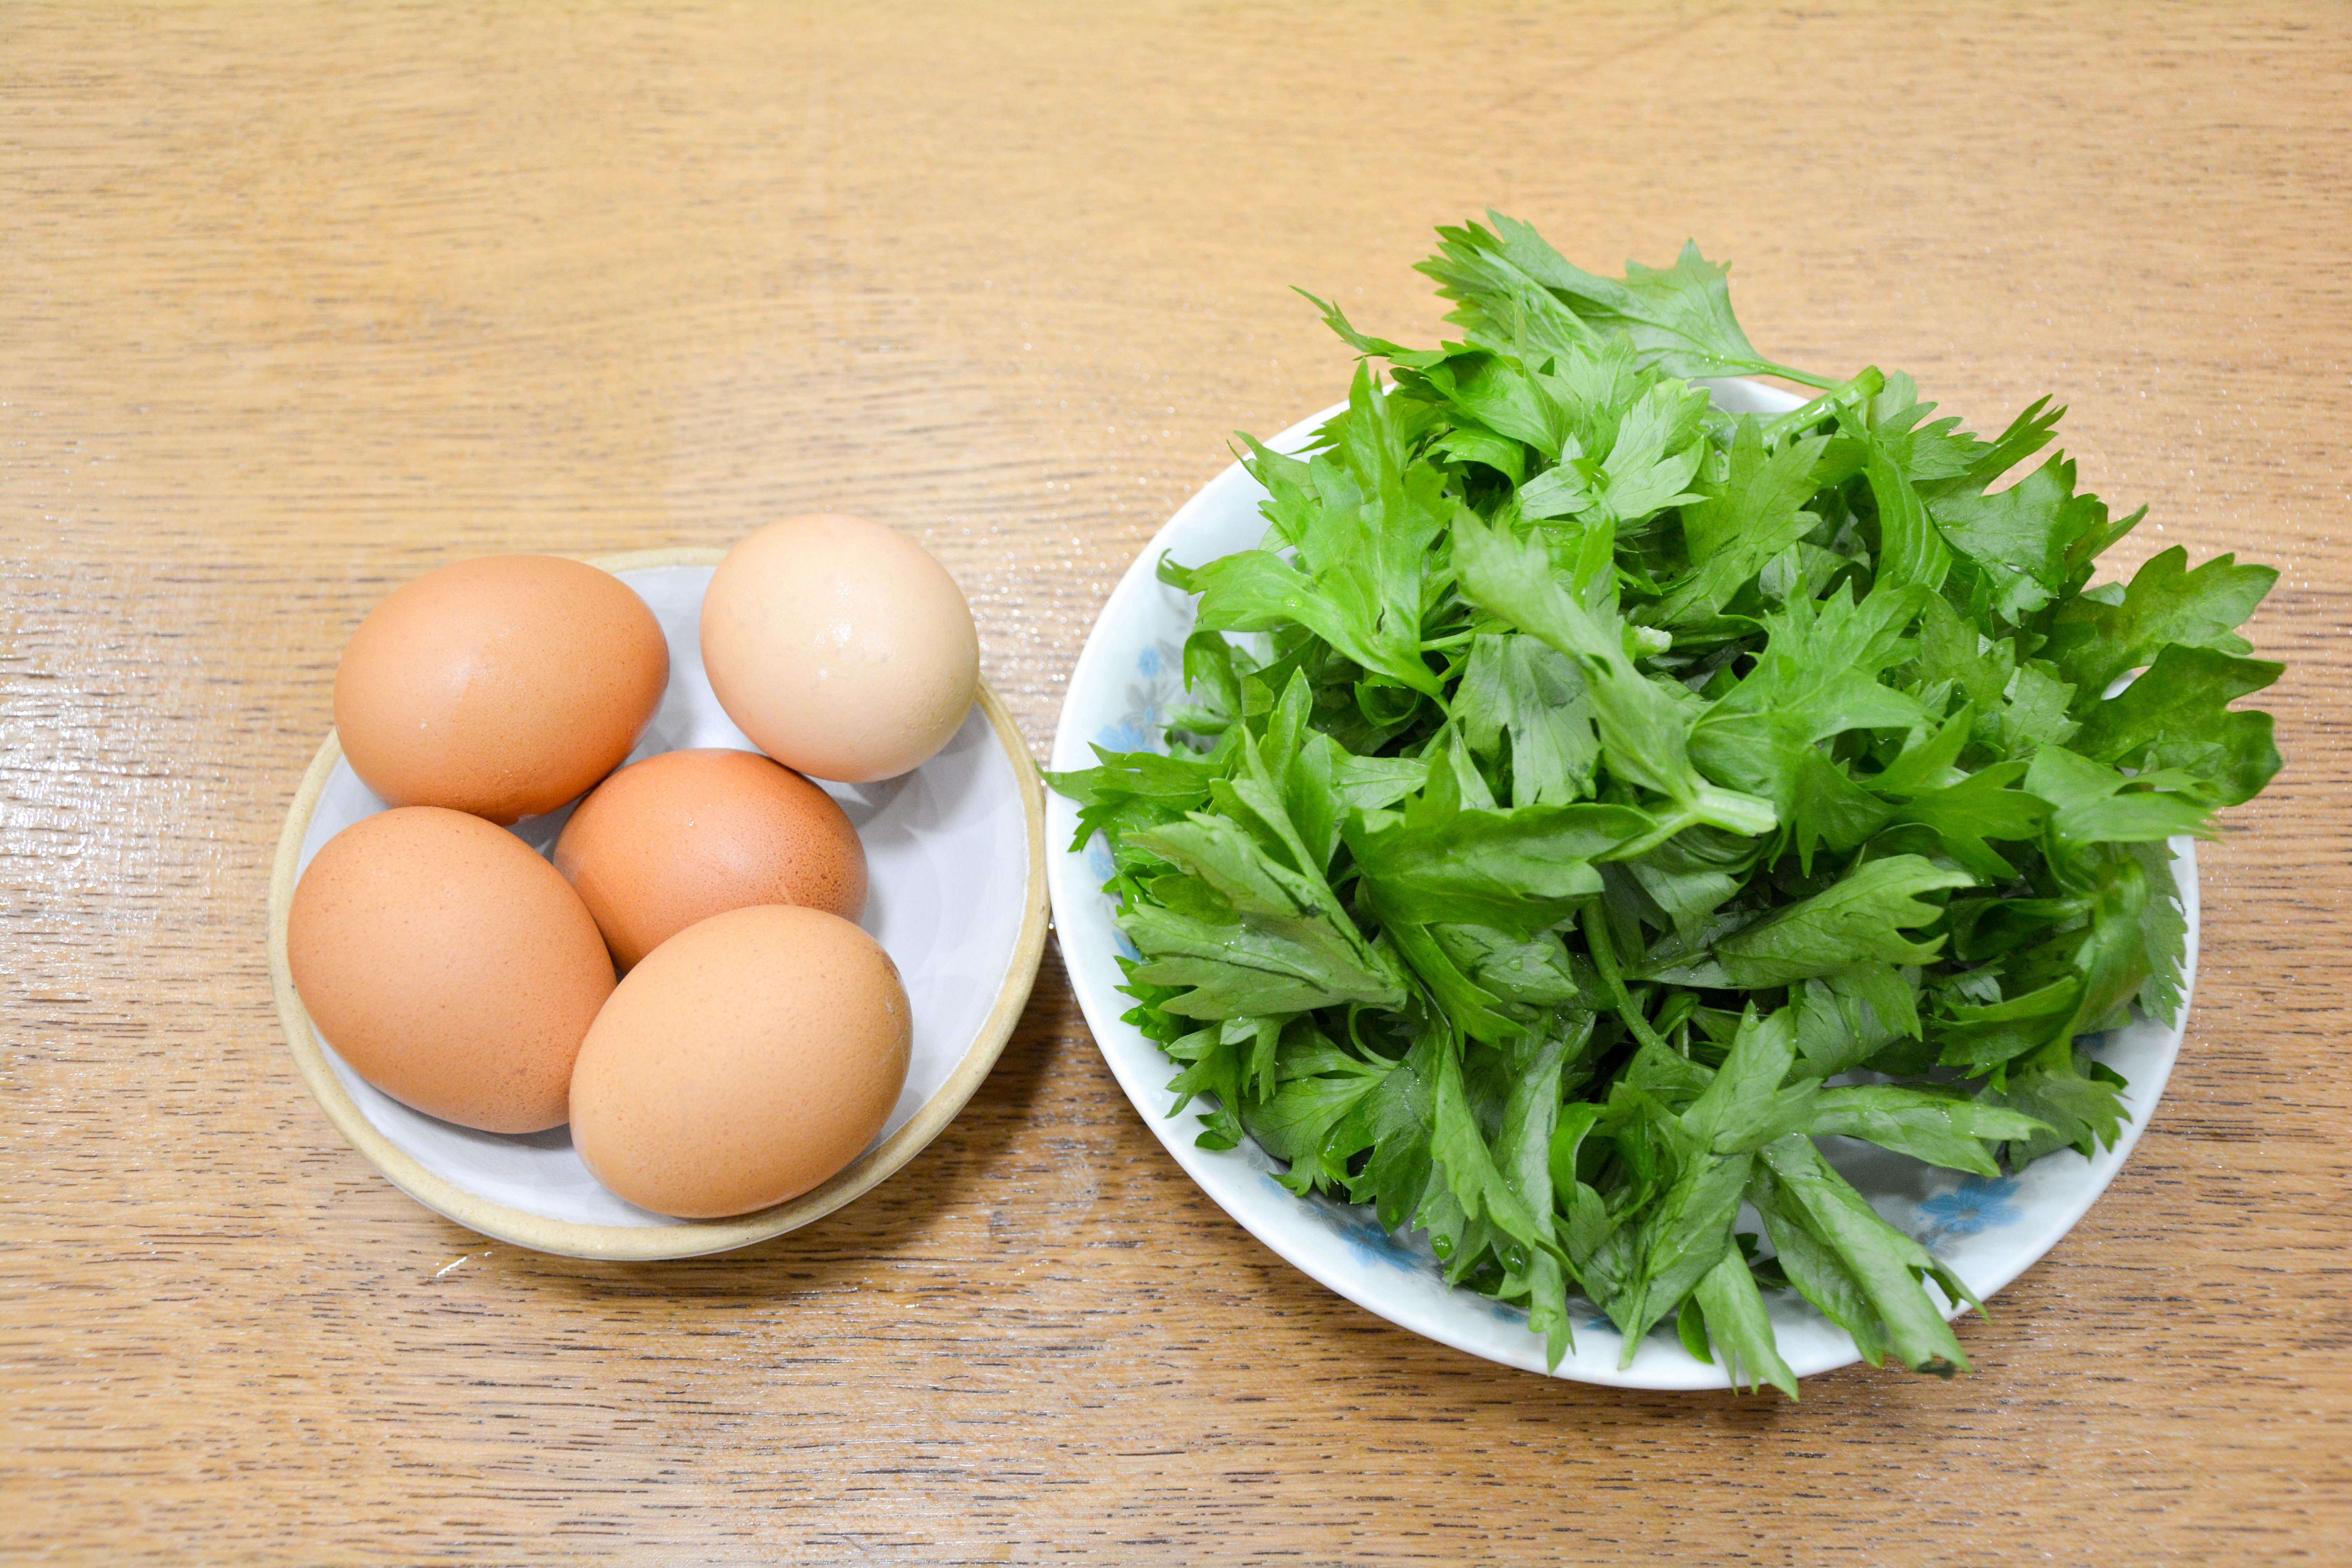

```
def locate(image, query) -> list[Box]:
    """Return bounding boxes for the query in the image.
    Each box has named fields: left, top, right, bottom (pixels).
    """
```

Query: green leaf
left=1430, top=1026, right=1562, bottom=1266
left=1334, top=753, right=1430, bottom=810
left=1423, top=212, right=1835, bottom=387
left=2070, top=644, right=2283, bottom=806
left=1808, top=1086, right=2053, bottom=1176
left=1788, top=969, right=1914, bottom=1080
left=1749, top=1160, right=1890, bottom=1367
left=1494, top=1025, right=1586, bottom=1367
left=1867, top=701, right=1978, bottom=797
left=1886, top=760, right=2053, bottom=882
left=1686, top=583, right=1933, bottom=852
left=1045, top=744, right=1223, bottom=852
left=1187, top=364, right=1454, bottom=699
left=1757, top=1135, right=1976, bottom=1375
left=1123, top=783, right=1408, bottom=1018
left=1296, top=288, right=1448, bottom=370
left=1606, top=1010, right=1818, bottom=1359
left=2044, top=545, right=2276, bottom=699
left=2024, top=745, right=2216, bottom=857
left=1455, top=511, right=1777, bottom=837
left=1656, top=417, right=1835, bottom=625
left=1386, top=917, right=1524, bottom=1045
left=1928, top=453, right=2108, bottom=619
left=2129, top=839, right=2190, bottom=1024
left=1991, top=662, right=2081, bottom=756
left=1981, top=1054, right=2130, bottom=1161
left=2054, top=844, right=2166, bottom=1043
left=1858, top=372, right=1984, bottom=487
left=1691, top=1248, right=1800, bottom=1398
left=1434, top=922, right=1586, bottom=1007
left=1157, top=1022, right=1247, bottom=1148
left=1348, top=752, right=1648, bottom=933
left=1608, top=1147, right=1752, bottom=1364
left=1933, top=976, right=2082, bottom=1071
left=1909, top=594, right=2016, bottom=722
left=1454, top=632, right=1601, bottom=807
left=1582, top=377, right=1714, bottom=526
left=1346, top=1029, right=1443, bottom=1232
left=1680, top=1007, right=1817, bottom=1155
left=1246, top=1031, right=1394, bottom=1194
left=1942, top=394, right=2064, bottom=497
left=1716, top=855, right=1975, bottom=987
left=1863, top=443, right=1950, bottom=595
left=1413, top=349, right=1574, bottom=459
left=1621, top=828, right=1754, bottom=947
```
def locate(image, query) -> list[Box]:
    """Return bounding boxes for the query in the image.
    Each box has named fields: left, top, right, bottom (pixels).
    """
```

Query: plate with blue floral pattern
left=1044, top=383, right=2198, bottom=1388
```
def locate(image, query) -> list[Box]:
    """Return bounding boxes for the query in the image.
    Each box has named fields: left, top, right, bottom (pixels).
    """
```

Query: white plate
left=269, top=548, right=1049, bottom=1260
left=1045, top=385, right=2197, bottom=1387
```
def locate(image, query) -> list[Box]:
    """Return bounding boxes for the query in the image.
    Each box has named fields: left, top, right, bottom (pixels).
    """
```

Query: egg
left=287, top=806, right=616, bottom=1133
left=334, top=555, right=670, bottom=824
left=568, top=904, right=912, bottom=1218
left=700, top=514, right=978, bottom=782
left=552, top=747, right=868, bottom=971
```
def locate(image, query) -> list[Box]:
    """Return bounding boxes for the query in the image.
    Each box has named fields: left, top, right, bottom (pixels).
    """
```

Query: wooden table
left=6, top=4, right=2347, bottom=1561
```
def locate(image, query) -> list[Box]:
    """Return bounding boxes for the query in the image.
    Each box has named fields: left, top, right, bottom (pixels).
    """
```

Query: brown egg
left=334, top=555, right=669, bottom=824
left=552, top=747, right=868, bottom=971
left=287, top=806, right=616, bottom=1133
left=569, top=905, right=911, bottom=1218
left=700, top=514, right=978, bottom=783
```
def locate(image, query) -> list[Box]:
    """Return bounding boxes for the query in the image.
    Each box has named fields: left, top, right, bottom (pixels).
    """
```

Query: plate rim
left=267, top=546, right=1051, bottom=1261
left=1044, top=391, right=2198, bottom=1385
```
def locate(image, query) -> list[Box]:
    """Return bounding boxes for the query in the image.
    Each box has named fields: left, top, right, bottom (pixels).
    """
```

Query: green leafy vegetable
left=1051, top=213, right=2281, bottom=1393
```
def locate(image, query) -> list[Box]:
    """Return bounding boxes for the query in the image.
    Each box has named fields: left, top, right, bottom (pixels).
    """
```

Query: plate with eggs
left=267, top=523, right=1048, bottom=1260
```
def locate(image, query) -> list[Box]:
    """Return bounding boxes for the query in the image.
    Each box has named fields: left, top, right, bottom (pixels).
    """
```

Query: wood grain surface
left=4, top=3, right=2347, bottom=1562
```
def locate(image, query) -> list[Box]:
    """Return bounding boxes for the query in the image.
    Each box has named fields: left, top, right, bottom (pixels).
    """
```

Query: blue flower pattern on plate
left=1269, top=1177, right=1424, bottom=1273
left=1098, top=628, right=1191, bottom=760
left=1911, top=1174, right=2025, bottom=1254
left=1093, top=719, right=1151, bottom=754
left=1085, top=632, right=1192, bottom=950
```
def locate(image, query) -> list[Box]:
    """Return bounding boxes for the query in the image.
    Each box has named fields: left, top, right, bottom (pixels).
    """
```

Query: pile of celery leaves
left=1047, top=215, right=2281, bottom=1396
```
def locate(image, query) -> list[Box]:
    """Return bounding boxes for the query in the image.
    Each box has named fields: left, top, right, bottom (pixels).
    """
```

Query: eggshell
left=287, top=806, right=616, bottom=1133
left=552, top=747, right=868, bottom=971
left=334, top=555, right=670, bottom=824
left=569, top=904, right=912, bottom=1219
left=700, top=514, right=978, bottom=782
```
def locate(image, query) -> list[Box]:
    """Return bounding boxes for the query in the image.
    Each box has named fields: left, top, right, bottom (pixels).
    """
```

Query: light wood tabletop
left=5, top=3, right=2347, bottom=1562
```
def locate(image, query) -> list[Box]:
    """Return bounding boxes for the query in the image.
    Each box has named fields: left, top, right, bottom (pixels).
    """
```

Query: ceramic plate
left=1045, top=385, right=2198, bottom=1387
left=269, top=548, right=1049, bottom=1260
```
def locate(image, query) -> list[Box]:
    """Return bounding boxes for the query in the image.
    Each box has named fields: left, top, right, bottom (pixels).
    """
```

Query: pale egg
left=700, top=514, right=978, bottom=783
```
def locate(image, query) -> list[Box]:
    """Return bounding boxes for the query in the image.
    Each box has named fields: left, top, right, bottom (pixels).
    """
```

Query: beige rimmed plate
left=267, top=547, right=1048, bottom=1260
